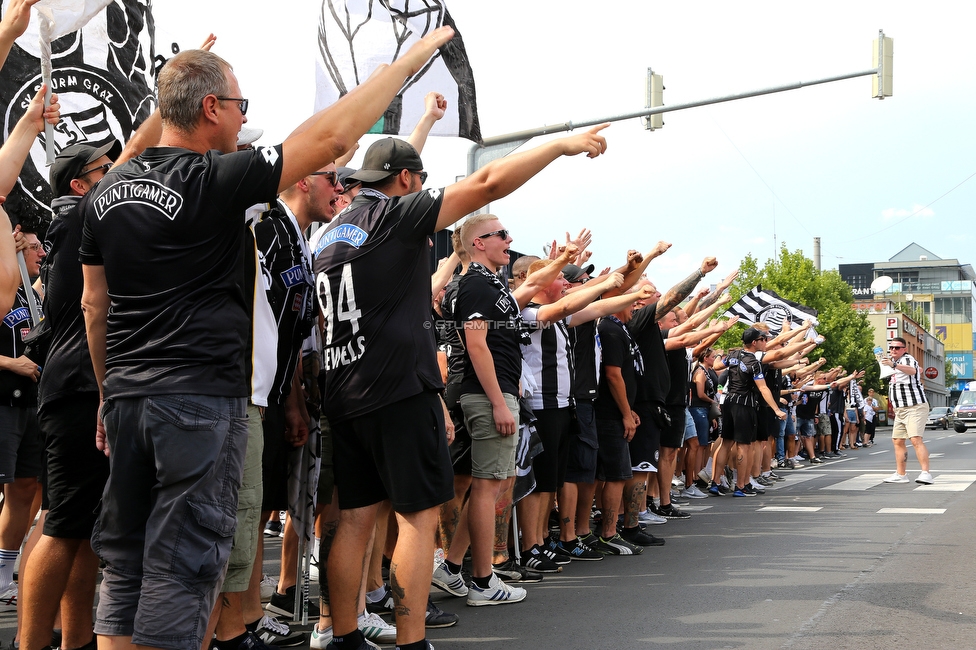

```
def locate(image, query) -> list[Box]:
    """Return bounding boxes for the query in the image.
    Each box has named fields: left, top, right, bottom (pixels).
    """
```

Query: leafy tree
left=945, top=359, right=957, bottom=388
left=717, top=245, right=876, bottom=384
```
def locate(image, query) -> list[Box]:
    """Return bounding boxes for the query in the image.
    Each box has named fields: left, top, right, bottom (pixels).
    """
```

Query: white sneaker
left=749, top=478, right=766, bottom=493
left=915, top=471, right=934, bottom=485
left=260, top=574, right=278, bottom=603
left=884, top=473, right=910, bottom=484
left=680, top=485, right=708, bottom=499
left=466, top=572, right=526, bottom=606
left=638, top=509, right=668, bottom=525
left=698, top=468, right=711, bottom=485
left=431, top=560, right=468, bottom=597
left=309, top=625, right=332, bottom=649
left=309, top=557, right=320, bottom=581
left=359, top=611, right=397, bottom=643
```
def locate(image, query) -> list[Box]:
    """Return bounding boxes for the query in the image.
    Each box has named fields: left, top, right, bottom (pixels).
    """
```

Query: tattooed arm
left=698, top=268, right=739, bottom=310
left=655, top=256, right=718, bottom=320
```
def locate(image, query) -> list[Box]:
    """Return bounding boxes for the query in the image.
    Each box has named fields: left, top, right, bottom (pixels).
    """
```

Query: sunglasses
left=216, top=96, right=248, bottom=115
left=888, top=345, right=905, bottom=350
left=76, top=162, right=112, bottom=179
left=310, top=171, right=340, bottom=187
left=476, top=229, right=509, bottom=242
left=413, top=170, right=428, bottom=184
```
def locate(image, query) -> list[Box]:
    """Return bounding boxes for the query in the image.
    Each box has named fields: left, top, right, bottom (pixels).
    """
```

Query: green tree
left=945, top=358, right=957, bottom=388
left=717, top=245, right=876, bottom=383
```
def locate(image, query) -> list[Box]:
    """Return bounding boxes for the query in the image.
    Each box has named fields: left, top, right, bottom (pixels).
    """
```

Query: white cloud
left=881, top=204, right=936, bottom=220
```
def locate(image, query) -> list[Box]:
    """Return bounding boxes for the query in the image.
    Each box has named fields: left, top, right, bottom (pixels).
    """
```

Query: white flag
left=724, top=285, right=820, bottom=337
left=35, top=0, right=112, bottom=40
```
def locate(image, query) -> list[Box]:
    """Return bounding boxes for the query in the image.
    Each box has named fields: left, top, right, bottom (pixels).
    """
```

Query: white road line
left=959, top=441, right=974, bottom=446
left=913, top=474, right=976, bottom=492
left=822, top=474, right=891, bottom=491
left=680, top=505, right=713, bottom=512
left=870, top=450, right=889, bottom=455
left=764, top=473, right=825, bottom=489
left=877, top=508, right=946, bottom=514
left=757, top=506, right=823, bottom=512
left=929, top=453, right=944, bottom=458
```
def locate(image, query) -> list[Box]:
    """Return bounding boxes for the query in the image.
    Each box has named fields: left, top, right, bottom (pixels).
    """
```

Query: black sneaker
left=555, top=537, right=604, bottom=561
left=577, top=532, right=600, bottom=549
left=620, top=526, right=665, bottom=547
left=491, top=558, right=543, bottom=583
left=365, top=584, right=394, bottom=614
left=254, top=615, right=306, bottom=648
left=809, top=456, right=824, bottom=464
left=657, top=504, right=691, bottom=520
left=543, top=537, right=572, bottom=565
left=589, top=534, right=643, bottom=556
left=266, top=585, right=320, bottom=618
left=425, top=597, right=459, bottom=628
left=264, top=519, right=283, bottom=537
left=520, top=545, right=561, bottom=573
left=740, top=484, right=758, bottom=496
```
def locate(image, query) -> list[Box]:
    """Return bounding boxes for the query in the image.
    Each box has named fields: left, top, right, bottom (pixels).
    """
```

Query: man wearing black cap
left=314, top=122, right=607, bottom=649
left=18, top=140, right=119, bottom=650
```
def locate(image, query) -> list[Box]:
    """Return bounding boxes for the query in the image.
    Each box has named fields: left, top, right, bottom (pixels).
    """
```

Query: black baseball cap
left=347, top=138, right=423, bottom=184
left=742, top=327, right=770, bottom=344
left=49, top=140, right=122, bottom=198
left=337, top=166, right=361, bottom=191
left=563, top=263, right=595, bottom=283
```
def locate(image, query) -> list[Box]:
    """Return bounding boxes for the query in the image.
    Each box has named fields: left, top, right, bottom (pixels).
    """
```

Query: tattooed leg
left=622, top=473, right=647, bottom=528
left=327, top=503, right=380, bottom=637
left=389, top=506, right=440, bottom=644
left=599, top=480, right=624, bottom=538
left=493, top=480, right=514, bottom=563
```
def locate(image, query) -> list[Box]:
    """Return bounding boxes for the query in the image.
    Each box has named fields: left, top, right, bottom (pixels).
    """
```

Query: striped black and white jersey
left=0, top=285, right=42, bottom=405
left=889, top=353, right=927, bottom=408
left=521, top=303, right=575, bottom=411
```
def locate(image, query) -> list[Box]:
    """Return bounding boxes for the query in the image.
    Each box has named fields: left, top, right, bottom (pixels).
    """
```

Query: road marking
left=764, top=473, right=824, bottom=489
left=680, top=505, right=713, bottom=512
left=757, top=506, right=823, bottom=512
left=877, top=508, right=946, bottom=514
left=913, top=474, right=976, bottom=492
left=959, top=441, right=974, bottom=446
left=822, top=473, right=891, bottom=491
left=929, top=453, right=944, bottom=458
left=870, top=450, right=889, bottom=455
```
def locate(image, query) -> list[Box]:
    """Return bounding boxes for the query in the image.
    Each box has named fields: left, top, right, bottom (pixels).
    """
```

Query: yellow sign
left=935, top=323, right=974, bottom=351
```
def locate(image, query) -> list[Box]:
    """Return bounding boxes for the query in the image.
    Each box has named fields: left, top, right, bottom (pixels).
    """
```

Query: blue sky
left=154, top=1, right=976, bottom=290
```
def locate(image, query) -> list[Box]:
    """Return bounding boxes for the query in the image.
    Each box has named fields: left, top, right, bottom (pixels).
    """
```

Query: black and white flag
left=315, top=0, right=481, bottom=142
left=724, top=285, right=819, bottom=337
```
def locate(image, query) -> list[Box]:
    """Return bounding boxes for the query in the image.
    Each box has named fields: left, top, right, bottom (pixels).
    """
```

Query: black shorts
left=595, top=417, right=633, bottom=482
left=756, top=407, right=771, bottom=441
left=0, top=404, right=43, bottom=482
left=40, top=394, right=109, bottom=539
left=660, top=404, right=686, bottom=449
left=565, top=401, right=598, bottom=484
left=531, top=407, right=574, bottom=492
left=317, top=414, right=334, bottom=506
left=332, top=390, right=454, bottom=513
left=723, top=402, right=758, bottom=445
left=261, top=400, right=291, bottom=512
left=629, top=403, right=661, bottom=472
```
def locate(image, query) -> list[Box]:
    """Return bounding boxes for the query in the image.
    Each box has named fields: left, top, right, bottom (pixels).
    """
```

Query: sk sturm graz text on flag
left=0, top=0, right=155, bottom=230
left=724, top=285, right=820, bottom=337
left=315, top=0, right=481, bottom=143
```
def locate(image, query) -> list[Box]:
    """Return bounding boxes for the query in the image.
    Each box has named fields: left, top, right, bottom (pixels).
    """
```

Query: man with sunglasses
left=882, top=337, right=933, bottom=485
left=314, top=119, right=607, bottom=647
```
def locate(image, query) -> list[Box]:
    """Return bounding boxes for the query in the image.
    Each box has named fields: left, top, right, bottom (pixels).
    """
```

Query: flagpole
left=38, top=16, right=56, bottom=165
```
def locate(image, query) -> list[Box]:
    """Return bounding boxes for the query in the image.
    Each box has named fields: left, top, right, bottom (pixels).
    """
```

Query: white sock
left=704, top=458, right=713, bottom=474
left=366, top=585, right=387, bottom=603
left=0, top=548, right=19, bottom=590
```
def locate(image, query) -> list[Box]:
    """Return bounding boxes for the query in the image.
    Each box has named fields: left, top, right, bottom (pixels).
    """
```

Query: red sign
left=886, top=317, right=898, bottom=329
left=924, top=367, right=939, bottom=379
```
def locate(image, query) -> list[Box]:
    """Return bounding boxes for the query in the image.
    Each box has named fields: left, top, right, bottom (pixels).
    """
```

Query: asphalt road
left=3, top=425, right=975, bottom=650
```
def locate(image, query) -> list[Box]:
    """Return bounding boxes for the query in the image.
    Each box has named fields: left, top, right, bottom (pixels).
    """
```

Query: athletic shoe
left=698, top=468, right=712, bottom=484
left=671, top=476, right=684, bottom=488
left=491, top=559, right=543, bottom=583
left=359, top=612, right=396, bottom=644
left=680, top=485, right=708, bottom=499
left=556, top=537, right=604, bottom=561
left=724, top=465, right=734, bottom=486
left=578, top=532, right=601, bottom=549
left=883, top=473, right=910, bottom=484
left=309, top=555, right=320, bottom=582
left=768, top=472, right=786, bottom=482
left=465, top=573, right=527, bottom=606
left=266, top=586, right=319, bottom=618
left=620, top=526, right=665, bottom=547
left=589, top=534, right=643, bottom=556
left=365, top=584, right=394, bottom=614
left=308, top=625, right=332, bottom=650
left=783, top=459, right=797, bottom=469
left=708, top=482, right=723, bottom=496
left=0, top=583, right=15, bottom=611
left=255, top=615, right=306, bottom=648
left=264, top=519, right=283, bottom=537
left=542, top=538, right=571, bottom=566
left=836, top=451, right=848, bottom=457
left=425, top=597, right=459, bottom=628
left=770, top=457, right=779, bottom=469
left=755, top=476, right=773, bottom=487
left=916, top=471, right=934, bottom=485
left=733, top=484, right=757, bottom=497
left=809, top=456, right=824, bottom=464
left=638, top=509, right=668, bottom=525
left=657, top=504, right=691, bottom=520
left=520, top=545, right=561, bottom=573
left=260, top=574, right=278, bottom=603
left=431, top=561, right=468, bottom=597
left=694, top=478, right=710, bottom=490
left=749, top=480, right=766, bottom=493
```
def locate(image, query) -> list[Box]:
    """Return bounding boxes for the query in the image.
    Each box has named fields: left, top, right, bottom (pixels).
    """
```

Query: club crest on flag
left=724, top=285, right=820, bottom=338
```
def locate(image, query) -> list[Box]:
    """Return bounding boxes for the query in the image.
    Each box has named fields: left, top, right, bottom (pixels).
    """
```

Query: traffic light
left=644, top=69, right=664, bottom=130
left=872, top=30, right=893, bottom=99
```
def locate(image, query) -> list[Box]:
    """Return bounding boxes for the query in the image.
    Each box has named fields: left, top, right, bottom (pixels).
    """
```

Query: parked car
left=926, top=407, right=954, bottom=430
left=953, top=391, right=976, bottom=432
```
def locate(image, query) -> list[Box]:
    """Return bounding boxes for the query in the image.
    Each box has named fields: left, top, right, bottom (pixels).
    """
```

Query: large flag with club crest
left=0, top=0, right=157, bottom=231
left=315, top=0, right=481, bottom=143
left=724, top=285, right=820, bottom=337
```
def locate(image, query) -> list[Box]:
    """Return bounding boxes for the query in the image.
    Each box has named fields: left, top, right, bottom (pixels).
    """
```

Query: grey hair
left=158, top=49, right=231, bottom=133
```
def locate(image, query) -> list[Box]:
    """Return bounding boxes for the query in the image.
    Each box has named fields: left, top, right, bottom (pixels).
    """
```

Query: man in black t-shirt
left=19, top=141, right=118, bottom=650
left=78, top=31, right=453, bottom=650
left=314, top=123, right=607, bottom=644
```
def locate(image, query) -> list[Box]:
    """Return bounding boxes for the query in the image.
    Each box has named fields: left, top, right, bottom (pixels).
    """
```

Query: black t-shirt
left=0, top=285, right=42, bottom=406
left=795, top=388, right=825, bottom=419
left=79, top=145, right=283, bottom=399
left=662, top=328, right=690, bottom=407
left=440, top=275, right=465, bottom=380
left=38, top=195, right=99, bottom=408
left=254, top=200, right=316, bottom=404
left=828, top=386, right=846, bottom=413
left=723, top=349, right=764, bottom=408
left=756, top=350, right=781, bottom=412
left=627, top=301, right=669, bottom=406
left=689, top=363, right=717, bottom=408
left=312, top=187, right=444, bottom=422
left=570, top=320, right=598, bottom=401
left=456, top=262, right=525, bottom=398
left=595, top=316, right=640, bottom=419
